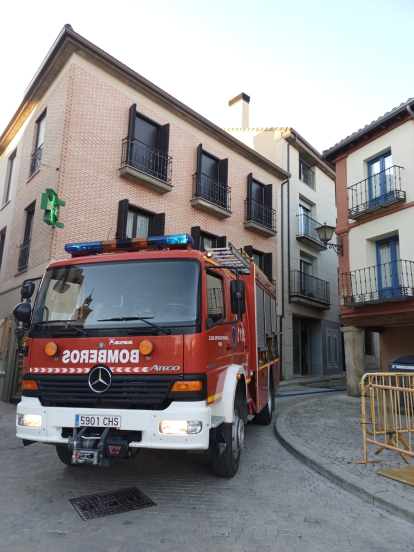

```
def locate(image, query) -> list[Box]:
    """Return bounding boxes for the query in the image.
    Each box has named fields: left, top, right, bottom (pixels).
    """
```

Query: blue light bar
left=147, top=234, right=194, bottom=247
left=65, top=241, right=102, bottom=254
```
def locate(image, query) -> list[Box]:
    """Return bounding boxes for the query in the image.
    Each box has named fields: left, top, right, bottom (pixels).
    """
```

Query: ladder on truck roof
left=204, top=243, right=250, bottom=274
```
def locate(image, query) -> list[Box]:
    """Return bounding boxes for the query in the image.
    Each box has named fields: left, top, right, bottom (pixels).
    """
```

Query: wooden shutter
left=247, top=173, right=253, bottom=220
left=191, top=226, right=201, bottom=250
left=264, top=252, right=273, bottom=282
left=265, top=184, right=273, bottom=208
left=217, top=236, right=227, bottom=248
left=128, top=104, right=136, bottom=137
left=218, top=158, right=228, bottom=186
left=153, top=213, right=165, bottom=236
left=197, top=144, right=203, bottom=173
left=116, top=199, right=129, bottom=239
left=244, top=245, right=253, bottom=260
left=159, top=124, right=170, bottom=155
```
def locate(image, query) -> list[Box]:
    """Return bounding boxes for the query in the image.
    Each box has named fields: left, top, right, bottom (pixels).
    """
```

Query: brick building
left=0, top=25, right=288, bottom=402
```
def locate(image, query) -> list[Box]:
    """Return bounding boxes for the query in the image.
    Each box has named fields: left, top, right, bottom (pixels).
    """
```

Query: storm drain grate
left=69, top=486, right=156, bottom=520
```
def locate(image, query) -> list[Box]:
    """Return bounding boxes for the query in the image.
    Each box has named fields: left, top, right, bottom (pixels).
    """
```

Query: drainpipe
left=279, top=178, right=288, bottom=379
left=287, top=143, right=291, bottom=304
left=407, top=104, right=414, bottom=119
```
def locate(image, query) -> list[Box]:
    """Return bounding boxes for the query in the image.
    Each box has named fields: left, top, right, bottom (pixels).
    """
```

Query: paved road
left=1, top=388, right=413, bottom=552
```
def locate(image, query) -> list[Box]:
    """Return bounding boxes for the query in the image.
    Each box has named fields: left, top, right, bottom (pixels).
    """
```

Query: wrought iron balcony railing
left=291, top=270, right=330, bottom=304
left=245, top=198, right=276, bottom=231
left=30, top=145, right=42, bottom=176
left=342, top=260, right=414, bottom=307
left=121, top=137, right=172, bottom=183
left=192, top=173, right=231, bottom=211
left=296, top=213, right=326, bottom=249
left=348, top=165, right=405, bottom=219
left=18, top=240, right=31, bottom=272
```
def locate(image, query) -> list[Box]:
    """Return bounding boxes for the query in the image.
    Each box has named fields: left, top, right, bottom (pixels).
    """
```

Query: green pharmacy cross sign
left=40, top=188, right=66, bottom=228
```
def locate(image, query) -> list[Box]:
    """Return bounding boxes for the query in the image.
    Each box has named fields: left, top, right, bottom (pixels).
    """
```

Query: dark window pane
left=206, top=273, right=224, bottom=323
left=134, top=116, right=159, bottom=149
left=201, top=153, right=219, bottom=180
left=252, top=180, right=264, bottom=204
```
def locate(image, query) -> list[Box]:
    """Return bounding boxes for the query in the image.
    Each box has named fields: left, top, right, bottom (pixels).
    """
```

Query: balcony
left=244, top=198, right=276, bottom=237
left=342, top=260, right=414, bottom=307
left=191, top=173, right=231, bottom=219
left=119, top=137, right=173, bottom=194
left=30, top=145, right=42, bottom=176
left=18, top=240, right=31, bottom=272
left=296, top=214, right=326, bottom=251
left=290, top=271, right=330, bottom=309
left=348, top=165, right=405, bottom=219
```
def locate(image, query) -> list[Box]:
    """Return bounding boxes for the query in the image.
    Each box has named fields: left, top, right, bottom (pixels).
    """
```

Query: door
left=326, top=328, right=339, bottom=372
left=300, top=255, right=313, bottom=297
left=299, top=201, right=312, bottom=237
left=368, top=152, right=393, bottom=205
left=376, top=236, right=401, bottom=298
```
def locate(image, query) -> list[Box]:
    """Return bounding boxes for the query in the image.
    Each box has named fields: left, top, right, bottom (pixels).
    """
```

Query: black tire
left=56, top=446, right=75, bottom=466
left=211, top=391, right=246, bottom=478
left=255, top=374, right=274, bottom=425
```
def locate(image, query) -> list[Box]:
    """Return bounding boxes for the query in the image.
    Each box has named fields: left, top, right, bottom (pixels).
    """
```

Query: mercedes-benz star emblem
left=88, top=365, right=112, bottom=394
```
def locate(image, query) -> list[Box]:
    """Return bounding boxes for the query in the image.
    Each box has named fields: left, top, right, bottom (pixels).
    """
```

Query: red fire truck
left=13, top=234, right=279, bottom=477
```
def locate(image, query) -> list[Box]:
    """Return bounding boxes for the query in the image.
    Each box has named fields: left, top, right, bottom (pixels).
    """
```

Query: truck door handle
left=226, top=346, right=232, bottom=351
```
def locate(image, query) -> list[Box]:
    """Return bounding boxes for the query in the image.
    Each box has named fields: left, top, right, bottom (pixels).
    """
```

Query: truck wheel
left=56, top=446, right=75, bottom=466
left=255, top=375, right=274, bottom=425
left=211, top=392, right=246, bottom=478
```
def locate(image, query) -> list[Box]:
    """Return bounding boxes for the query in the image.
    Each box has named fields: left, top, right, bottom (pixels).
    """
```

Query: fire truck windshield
left=32, top=259, right=200, bottom=331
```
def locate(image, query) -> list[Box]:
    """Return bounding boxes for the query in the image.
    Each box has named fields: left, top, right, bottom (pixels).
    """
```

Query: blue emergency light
left=65, top=234, right=194, bottom=256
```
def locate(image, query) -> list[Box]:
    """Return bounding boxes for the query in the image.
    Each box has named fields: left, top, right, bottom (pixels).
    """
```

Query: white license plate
left=75, top=414, right=122, bottom=428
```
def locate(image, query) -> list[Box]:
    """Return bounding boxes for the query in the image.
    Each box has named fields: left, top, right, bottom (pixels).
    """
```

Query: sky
left=0, top=0, right=413, bottom=153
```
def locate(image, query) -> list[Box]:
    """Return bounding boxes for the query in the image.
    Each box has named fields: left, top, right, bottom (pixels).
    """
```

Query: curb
left=275, top=400, right=414, bottom=524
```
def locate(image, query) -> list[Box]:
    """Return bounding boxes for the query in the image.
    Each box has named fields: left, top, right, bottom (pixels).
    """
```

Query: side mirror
left=13, top=302, right=32, bottom=324
left=230, top=280, right=246, bottom=315
left=205, top=318, right=214, bottom=330
left=21, top=282, right=35, bottom=300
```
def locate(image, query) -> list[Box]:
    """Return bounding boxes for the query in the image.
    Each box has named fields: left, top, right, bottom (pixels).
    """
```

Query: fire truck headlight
left=17, top=414, right=42, bottom=428
left=159, top=420, right=202, bottom=435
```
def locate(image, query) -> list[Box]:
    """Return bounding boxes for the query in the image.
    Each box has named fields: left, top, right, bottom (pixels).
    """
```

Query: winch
left=68, top=427, right=140, bottom=466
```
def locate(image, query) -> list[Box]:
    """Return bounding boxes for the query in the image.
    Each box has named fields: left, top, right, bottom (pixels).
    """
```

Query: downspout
left=407, top=104, right=414, bottom=119
left=279, top=178, right=288, bottom=380
left=287, top=143, right=291, bottom=304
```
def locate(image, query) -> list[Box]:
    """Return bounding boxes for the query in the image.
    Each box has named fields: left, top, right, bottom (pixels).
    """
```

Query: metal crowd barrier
left=350, top=373, right=414, bottom=465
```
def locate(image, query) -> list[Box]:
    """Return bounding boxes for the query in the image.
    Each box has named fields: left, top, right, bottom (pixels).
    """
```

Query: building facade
left=227, top=96, right=343, bottom=379
left=0, top=26, right=289, bottom=402
left=323, top=98, right=414, bottom=395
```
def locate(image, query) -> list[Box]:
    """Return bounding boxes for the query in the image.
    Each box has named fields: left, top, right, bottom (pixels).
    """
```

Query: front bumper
left=16, top=397, right=211, bottom=450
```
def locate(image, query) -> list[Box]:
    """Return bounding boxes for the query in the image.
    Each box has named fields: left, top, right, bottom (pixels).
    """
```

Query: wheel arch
left=209, top=364, right=247, bottom=423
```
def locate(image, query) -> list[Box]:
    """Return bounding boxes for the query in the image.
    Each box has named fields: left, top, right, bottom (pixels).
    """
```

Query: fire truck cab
left=14, top=234, right=279, bottom=477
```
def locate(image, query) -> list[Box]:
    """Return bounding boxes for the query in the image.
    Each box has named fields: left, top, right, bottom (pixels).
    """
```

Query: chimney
left=228, top=93, right=250, bottom=128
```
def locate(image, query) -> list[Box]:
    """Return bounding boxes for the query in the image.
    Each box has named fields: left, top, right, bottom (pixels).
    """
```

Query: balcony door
left=299, top=200, right=312, bottom=236
left=368, top=152, right=393, bottom=205
left=376, top=235, right=401, bottom=298
left=300, top=254, right=313, bottom=296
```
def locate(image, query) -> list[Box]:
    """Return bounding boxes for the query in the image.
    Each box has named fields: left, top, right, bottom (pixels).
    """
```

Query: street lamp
left=315, top=223, right=343, bottom=255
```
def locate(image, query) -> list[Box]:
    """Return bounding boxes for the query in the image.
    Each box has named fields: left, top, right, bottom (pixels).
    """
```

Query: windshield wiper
left=32, top=320, right=89, bottom=337
left=97, top=316, right=171, bottom=335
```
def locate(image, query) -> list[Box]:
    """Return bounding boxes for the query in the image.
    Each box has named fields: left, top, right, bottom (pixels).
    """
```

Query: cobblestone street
left=1, top=389, right=414, bottom=552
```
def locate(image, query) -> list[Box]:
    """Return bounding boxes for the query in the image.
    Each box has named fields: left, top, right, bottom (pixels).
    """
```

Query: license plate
left=75, top=415, right=122, bottom=428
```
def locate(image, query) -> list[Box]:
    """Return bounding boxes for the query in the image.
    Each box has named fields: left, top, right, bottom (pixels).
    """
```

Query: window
left=190, top=226, right=226, bottom=251
left=18, top=203, right=35, bottom=272
left=116, top=199, right=165, bottom=239
left=300, top=253, right=313, bottom=295
left=206, top=272, right=225, bottom=323
left=368, top=151, right=393, bottom=202
left=299, top=159, right=314, bottom=188
left=194, top=144, right=229, bottom=210
left=126, top=105, right=170, bottom=182
left=0, top=229, right=5, bottom=271
left=298, top=199, right=312, bottom=236
left=376, top=235, right=400, bottom=297
left=3, top=150, right=16, bottom=205
left=246, top=174, right=273, bottom=229
left=31, top=111, right=46, bottom=175
left=244, top=246, right=273, bottom=282
left=364, top=331, right=373, bottom=356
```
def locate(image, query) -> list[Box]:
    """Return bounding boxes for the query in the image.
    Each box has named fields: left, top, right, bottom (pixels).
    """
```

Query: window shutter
left=217, top=236, right=227, bottom=248
left=128, top=104, right=136, bottom=137
left=244, top=245, right=253, bottom=260
left=153, top=213, right=165, bottom=236
left=116, top=199, right=129, bottom=239
left=218, top=158, right=228, bottom=186
left=197, top=144, right=203, bottom=173
left=264, top=252, right=273, bottom=282
left=191, top=226, right=201, bottom=250
left=159, top=123, right=170, bottom=155
left=247, top=173, right=253, bottom=221
left=265, top=184, right=273, bottom=208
